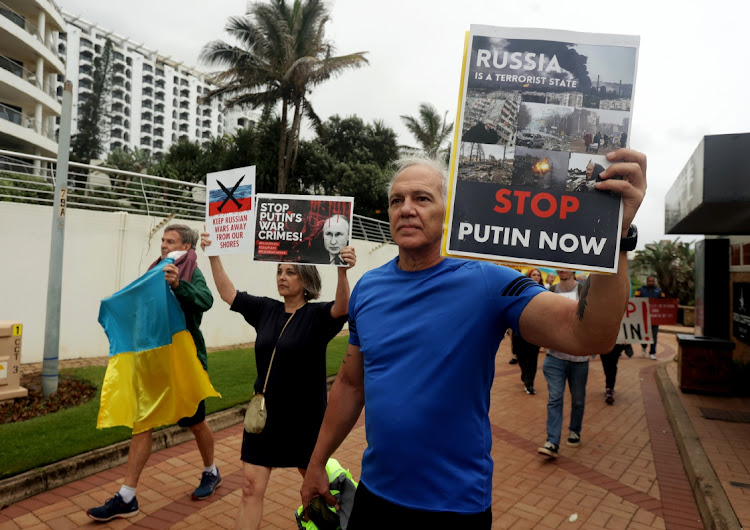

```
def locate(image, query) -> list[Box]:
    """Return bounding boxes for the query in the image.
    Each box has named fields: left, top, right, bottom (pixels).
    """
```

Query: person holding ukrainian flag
left=87, top=224, right=221, bottom=522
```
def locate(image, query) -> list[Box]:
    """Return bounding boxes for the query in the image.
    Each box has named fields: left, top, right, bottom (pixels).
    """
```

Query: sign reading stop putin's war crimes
left=253, top=194, right=354, bottom=266
left=444, top=25, right=640, bottom=273
left=204, top=166, right=256, bottom=256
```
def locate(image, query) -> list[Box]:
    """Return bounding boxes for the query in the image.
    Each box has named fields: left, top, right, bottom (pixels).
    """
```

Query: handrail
left=0, top=149, right=394, bottom=244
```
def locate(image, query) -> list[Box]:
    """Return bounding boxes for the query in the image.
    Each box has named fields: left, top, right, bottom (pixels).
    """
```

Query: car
left=531, top=134, right=545, bottom=149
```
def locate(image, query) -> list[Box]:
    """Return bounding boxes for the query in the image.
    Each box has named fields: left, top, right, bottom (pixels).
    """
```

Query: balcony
left=0, top=2, right=60, bottom=55
left=0, top=101, right=58, bottom=155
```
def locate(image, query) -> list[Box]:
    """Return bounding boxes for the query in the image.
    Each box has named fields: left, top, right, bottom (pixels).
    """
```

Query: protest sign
left=444, top=25, right=639, bottom=273
left=204, top=166, right=256, bottom=256
left=616, top=298, right=653, bottom=344
left=253, top=194, right=354, bottom=266
left=648, top=298, right=678, bottom=326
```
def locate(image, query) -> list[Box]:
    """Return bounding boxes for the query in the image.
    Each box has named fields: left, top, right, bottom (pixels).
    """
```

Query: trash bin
left=0, top=321, right=28, bottom=401
left=677, top=333, right=736, bottom=394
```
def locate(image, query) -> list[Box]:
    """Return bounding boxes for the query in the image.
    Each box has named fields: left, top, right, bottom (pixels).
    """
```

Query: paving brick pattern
left=1, top=333, right=746, bottom=528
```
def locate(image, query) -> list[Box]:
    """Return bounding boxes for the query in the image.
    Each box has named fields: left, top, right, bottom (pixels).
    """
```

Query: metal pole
left=42, top=80, right=72, bottom=396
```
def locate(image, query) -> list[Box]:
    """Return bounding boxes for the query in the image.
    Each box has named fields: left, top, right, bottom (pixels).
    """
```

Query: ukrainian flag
left=97, top=257, right=220, bottom=433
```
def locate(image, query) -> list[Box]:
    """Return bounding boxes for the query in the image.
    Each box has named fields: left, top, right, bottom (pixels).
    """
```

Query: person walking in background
left=538, top=270, right=589, bottom=459
left=600, top=344, right=632, bottom=404
left=202, top=233, right=355, bottom=530
left=512, top=268, right=544, bottom=394
left=635, top=275, right=665, bottom=360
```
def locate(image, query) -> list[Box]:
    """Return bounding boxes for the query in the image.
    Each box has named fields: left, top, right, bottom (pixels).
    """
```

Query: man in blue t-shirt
left=301, top=150, right=647, bottom=528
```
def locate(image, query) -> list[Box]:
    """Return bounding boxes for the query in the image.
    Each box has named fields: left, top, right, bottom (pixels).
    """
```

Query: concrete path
left=1, top=332, right=749, bottom=529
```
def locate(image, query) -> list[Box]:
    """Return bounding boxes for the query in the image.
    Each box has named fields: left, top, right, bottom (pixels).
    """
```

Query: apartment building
left=0, top=0, right=65, bottom=160
left=59, top=12, right=258, bottom=160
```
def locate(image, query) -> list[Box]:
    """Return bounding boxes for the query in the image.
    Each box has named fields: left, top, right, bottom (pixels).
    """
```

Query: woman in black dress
left=512, top=268, right=544, bottom=394
left=201, top=233, right=355, bottom=529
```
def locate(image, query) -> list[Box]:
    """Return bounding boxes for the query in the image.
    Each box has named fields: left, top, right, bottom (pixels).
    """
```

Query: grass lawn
left=0, top=336, right=348, bottom=480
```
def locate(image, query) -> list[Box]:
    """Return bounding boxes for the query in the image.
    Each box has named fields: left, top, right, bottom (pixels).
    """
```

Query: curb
left=0, top=406, right=244, bottom=508
left=654, top=363, right=742, bottom=530
left=0, top=375, right=338, bottom=508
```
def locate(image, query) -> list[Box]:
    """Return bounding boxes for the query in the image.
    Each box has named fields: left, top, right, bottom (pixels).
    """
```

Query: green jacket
left=172, top=267, right=213, bottom=370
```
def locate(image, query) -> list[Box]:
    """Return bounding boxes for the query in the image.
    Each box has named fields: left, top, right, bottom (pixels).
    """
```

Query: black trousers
left=347, top=482, right=492, bottom=530
left=512, top=334, right=540, bottom=388
left=600, top=345, right=627, bottom=390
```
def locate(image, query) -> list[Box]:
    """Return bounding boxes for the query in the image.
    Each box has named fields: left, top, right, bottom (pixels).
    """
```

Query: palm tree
left=400, top=103, right=454, bottom=158
left=200, top=0, right=368, bottom=193
left=632, top=239, right=695, bottom=305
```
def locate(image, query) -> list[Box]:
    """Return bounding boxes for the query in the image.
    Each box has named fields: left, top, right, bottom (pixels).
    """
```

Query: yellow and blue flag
left=97, top=257, right=220, bottom=434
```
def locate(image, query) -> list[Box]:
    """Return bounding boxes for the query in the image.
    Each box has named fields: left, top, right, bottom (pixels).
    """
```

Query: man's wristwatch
left=619, top=224, right=638, bottom=252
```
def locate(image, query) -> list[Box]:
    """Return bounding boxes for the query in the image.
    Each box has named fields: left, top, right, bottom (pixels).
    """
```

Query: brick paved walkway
left=2, top=333, right=746, bottom=529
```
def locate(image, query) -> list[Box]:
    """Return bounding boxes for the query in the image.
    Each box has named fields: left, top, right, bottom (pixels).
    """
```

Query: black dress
left=230, top=292, right=347, bottom=468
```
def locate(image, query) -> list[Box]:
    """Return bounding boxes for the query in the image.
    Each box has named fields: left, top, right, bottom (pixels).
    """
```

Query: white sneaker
left=650, top=354, right=657, bottom=360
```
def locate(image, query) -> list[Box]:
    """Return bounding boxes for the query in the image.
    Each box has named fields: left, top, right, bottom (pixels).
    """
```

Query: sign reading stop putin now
left=443, top=25, right=640, bottom=273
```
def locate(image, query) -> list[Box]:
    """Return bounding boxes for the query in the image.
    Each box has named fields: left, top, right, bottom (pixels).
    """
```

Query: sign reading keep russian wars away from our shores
left=204, top=166, right=256, bottom=256
left=253, top=194, right=354, bottom=266
left=444, top=26, right=640, bottom=273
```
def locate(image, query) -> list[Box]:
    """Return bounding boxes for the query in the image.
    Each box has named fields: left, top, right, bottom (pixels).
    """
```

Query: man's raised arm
left=519, top=149, right=647, bottom=355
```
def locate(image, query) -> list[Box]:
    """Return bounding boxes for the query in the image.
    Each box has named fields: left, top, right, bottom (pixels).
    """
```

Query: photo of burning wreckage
left=511, top=147, right=569, bottom=190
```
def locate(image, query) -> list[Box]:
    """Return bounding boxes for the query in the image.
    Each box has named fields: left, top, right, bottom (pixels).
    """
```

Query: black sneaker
left=87, top=493, right=139, bottom=522
left=537, top=441, right=558, bottom=458
left=509, top=357, right=518, bottom=365
left=525, top=385, right=535, bottom=395
left=605, top=389, right=615, bottom=405
left=567, top=431, right=581, bottom=448
left=192, top=469, right=222, bottom=500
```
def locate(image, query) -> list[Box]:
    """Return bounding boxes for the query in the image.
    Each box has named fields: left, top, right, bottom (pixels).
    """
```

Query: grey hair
left=294, top=264, right=322, bottom=301
left=164, top=224, right=198, bottom=248
left=388, top=155, right=449, bottom=205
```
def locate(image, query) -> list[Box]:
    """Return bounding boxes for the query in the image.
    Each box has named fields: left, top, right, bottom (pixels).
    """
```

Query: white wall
left=0, top=202, right=398, bottom=364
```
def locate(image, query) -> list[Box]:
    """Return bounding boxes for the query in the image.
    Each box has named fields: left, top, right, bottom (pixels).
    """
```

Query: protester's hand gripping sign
left=616, top=298, right=653, bottom=344
left=204, top=166, right=256, bottom=256
left=252, top=194, right=354, bottom=266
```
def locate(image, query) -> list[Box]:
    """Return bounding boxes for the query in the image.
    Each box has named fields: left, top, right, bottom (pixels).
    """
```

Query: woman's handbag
left=244, top=310, right=297, bottom=434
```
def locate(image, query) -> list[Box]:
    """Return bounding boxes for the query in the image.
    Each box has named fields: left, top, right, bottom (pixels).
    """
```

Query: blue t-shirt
left=348, top=257, right=545, bottom=513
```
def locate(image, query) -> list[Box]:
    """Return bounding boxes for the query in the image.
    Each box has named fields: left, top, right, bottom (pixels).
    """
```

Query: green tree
left=632, top=239, right=695, bottom=305
left=71, top=39, right=114, bottom=164
left=400, top=103, right=453, bottom=158
left=295, top=115, right=398, bottom=219
left=200, top=0, right=368, bottom=193
left=105, top=147, right=155, bottom=174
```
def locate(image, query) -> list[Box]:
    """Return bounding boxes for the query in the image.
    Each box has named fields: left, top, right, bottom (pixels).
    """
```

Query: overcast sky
left=58, top=0, right=749, bottom=249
